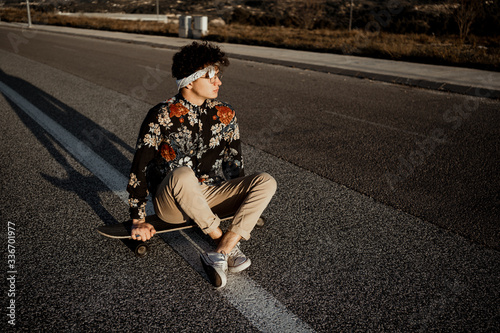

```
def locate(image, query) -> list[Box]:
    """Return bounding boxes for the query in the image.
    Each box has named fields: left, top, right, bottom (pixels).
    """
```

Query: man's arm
left=222, top=116, right=245, bottom=180
left=127, top=105, right=164, bottom=238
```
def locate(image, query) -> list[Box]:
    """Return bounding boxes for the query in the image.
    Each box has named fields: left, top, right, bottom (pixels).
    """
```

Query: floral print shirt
left=127, top=94, right=244, bottom=220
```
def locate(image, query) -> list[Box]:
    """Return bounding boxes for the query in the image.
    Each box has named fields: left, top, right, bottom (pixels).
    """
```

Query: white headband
left=176, top=65, right=218, bottom=91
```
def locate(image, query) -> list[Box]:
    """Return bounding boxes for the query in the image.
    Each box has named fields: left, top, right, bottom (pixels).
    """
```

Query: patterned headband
left=176, top=64, right=218, bottom=91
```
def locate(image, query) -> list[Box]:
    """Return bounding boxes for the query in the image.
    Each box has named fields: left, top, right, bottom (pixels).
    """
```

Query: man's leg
left=154, top=168, right=276, bottom=287
left=206, top=172, right=277, bottom=243
left=154, top=168, right=276, bottom=244
left=153, top=166, right=222, bottom=235
left=202, top=172, right=277, bottom=277
left=154, top=167, right=249, bottom=255
left=154, top=167, right=233, bottom=288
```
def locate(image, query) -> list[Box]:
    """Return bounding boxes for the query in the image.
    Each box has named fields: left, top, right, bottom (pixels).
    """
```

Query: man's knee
left=171, top=166, right=196, bottom=179
left=169, top=166, right=197, bottom=187
left=160, top=166, right=199, bottom=201
left=255, top=172, right=277, bottom=194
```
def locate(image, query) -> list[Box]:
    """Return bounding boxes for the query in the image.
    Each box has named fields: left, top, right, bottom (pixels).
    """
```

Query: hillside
left=5, top=0, right=499, bottom=37
left=2, top=1, right=498, bottom=71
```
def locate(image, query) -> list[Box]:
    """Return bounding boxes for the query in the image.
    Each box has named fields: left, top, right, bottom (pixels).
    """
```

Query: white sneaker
left=200, top=252, right=228, bottom=288
left=227, top=243, right=251, bottom=273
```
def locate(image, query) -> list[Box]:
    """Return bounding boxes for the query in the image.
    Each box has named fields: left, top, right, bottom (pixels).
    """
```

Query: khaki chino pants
left=153, top=167, right=277, bottom=240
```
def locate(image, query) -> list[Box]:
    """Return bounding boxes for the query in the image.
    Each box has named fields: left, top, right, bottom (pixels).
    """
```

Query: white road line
left=174, top=228, right=314, bottom=333
left=325, top=110, right=439, bottom=140
left=0, top=81, right=129, bottom=202
left=52, top=45, right=77, bottom=52
left=0, top=80, right=316, bottom=333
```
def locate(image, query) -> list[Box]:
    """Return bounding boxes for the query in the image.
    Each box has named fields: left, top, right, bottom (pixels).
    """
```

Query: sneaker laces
left=228, top=242, right=243, bottom=259
left=205, top=252, right=228, bottom=269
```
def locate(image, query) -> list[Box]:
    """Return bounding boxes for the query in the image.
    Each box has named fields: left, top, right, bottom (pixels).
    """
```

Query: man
left=126, top=41, right=277, bottom=288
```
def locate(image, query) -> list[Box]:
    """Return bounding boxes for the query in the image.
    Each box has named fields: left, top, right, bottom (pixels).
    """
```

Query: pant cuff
left=201, top=215, right=221, bottom=235
left=228, top=224, right=251, bottom=241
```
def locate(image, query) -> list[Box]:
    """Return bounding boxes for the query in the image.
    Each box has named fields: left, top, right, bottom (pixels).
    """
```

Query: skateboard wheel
left=256, top=217, right=266, bottom=228
left=135, top=243, right=149, bottom=257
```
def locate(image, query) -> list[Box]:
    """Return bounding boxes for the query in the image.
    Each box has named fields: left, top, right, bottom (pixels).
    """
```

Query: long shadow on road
left=0, top=69, right=134, bottom=231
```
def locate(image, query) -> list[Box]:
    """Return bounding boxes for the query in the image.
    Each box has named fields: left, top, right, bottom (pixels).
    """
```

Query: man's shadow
left=1, top=69, right=135, bottom=228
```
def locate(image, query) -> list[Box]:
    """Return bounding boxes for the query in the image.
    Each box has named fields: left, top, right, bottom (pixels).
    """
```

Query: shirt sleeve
left=222, top=116, right=245, bottom=180
left=127, top=106, right=162, bottom=220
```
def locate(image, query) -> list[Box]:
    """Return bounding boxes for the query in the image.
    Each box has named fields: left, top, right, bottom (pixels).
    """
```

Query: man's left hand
left=131, top=219, right=156, bottom=241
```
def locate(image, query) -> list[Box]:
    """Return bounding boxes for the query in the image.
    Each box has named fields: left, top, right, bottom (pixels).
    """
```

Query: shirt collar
left=176, top=93, right=214, bottom=110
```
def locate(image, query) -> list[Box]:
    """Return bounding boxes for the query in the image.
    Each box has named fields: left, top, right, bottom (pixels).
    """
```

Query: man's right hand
left=131, top=219, right=156, bottom=241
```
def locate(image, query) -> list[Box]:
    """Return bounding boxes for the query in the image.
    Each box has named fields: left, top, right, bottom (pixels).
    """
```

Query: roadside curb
left=233, top=54, right=500, bottom=100
left=3, top=23, right=499, bottom=100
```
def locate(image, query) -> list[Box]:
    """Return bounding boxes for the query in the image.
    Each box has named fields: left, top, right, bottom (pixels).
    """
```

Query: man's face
left=189, top=67, right=222, bottom=102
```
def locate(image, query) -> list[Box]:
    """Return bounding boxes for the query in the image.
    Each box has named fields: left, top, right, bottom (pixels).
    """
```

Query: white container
left=194, top=16, right=208, bottom=31
left=178, top=15, right=192, bottom=38
left=193, top=16, right=208, bottom=39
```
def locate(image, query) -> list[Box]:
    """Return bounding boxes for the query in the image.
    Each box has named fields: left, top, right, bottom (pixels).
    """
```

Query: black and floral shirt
left=127, top=94, right=244, bottom=220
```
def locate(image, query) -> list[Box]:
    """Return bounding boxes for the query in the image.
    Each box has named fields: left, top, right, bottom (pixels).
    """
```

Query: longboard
left=97, top=215, right=265, bottom=257
left=97, top=218, right=196, bottom=239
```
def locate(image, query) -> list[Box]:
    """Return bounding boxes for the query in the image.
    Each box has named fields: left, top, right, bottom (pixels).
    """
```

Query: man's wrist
left=132, top=218, right=146, bottom=225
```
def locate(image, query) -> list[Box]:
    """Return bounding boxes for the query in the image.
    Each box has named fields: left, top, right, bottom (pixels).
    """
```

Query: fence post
left=349, top=0, right=353, bottom=32
left=26, top=0, right=32, bottom=28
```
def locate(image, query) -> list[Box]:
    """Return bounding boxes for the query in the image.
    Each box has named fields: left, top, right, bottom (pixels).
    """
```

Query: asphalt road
left=0, top=25, right=499, bottom=332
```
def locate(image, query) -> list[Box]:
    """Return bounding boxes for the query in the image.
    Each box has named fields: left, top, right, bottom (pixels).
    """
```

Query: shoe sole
left=201, top=255, right=227, bottom=288
left=228, top=257, right=251, bottom=273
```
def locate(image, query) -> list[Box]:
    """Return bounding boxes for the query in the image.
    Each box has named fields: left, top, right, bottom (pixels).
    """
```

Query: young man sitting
left=126, top=41, right=277, bottom=288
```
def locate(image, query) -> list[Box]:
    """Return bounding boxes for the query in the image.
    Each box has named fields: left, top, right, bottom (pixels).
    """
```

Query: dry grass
left=1, top=8, right=178, bottom=36
left=2, top=8, right=498, bottom=71
left=208, top=24, right=499, bottom=71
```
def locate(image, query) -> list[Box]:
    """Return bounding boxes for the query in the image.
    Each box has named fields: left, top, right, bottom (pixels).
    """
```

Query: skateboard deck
left=97, top=215, right=265, bottom=257
left=97, top=218, right=195, bottom=239
left=98, top=215, right=265, bottom=239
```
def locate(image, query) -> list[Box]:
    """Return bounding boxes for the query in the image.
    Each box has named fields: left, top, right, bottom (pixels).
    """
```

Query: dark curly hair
left=172, top=41, right=229, bottom=80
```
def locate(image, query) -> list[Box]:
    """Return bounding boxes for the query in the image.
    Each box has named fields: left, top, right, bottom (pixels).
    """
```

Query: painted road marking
left=0, top=80, right=315, bottom=333
left=325, top=110, right=440, bottom=140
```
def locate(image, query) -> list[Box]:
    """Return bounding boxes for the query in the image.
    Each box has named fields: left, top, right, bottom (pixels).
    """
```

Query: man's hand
left=131, top=219, right=156, bottom=241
